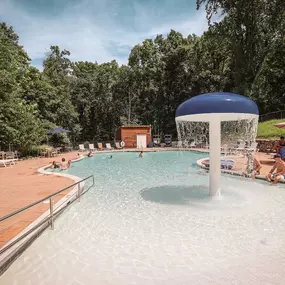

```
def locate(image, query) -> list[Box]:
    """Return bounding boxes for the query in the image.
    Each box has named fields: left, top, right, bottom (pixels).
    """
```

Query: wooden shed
left=116, top=125, right=152, bottom=148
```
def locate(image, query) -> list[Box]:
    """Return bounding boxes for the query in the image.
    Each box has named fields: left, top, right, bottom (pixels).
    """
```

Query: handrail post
left=49, top=198, right=54, bottom=230
left=78, top=183, right=81, bottom=202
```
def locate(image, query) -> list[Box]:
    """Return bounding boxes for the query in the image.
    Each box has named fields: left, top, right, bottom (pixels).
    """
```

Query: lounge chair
left=106, top=143, right=113, bottom=150
left=177, top=141, right=183, bottom=148
left=89, top=144, right=95, bottom=151
left=221, top=144, right=229, bottom=154
left=248, top=142, right=258, bottom=152
left=0, top=151, right=5, bottom=159
left=235, top=142, right=246, bottom=153
left=203, top=159, right=235, bottom=170
left=51, top=148, right=58, bottom=157
left=0, top=159, right=17, bottom=167
left=189, top=141, right=196, bottom=148
left=115, top=142, right=122, bottom=149
left=79, top=144, right=85, bottom=152
left=97, top=143, right=103, bottom=150
left=5, top=151, right=15, bottom=159
left=164, top=135, right=172, bottom=147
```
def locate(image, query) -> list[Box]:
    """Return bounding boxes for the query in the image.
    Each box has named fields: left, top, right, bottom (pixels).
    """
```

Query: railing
left=259, top=110, right=285, bottom=122
left=0, top=175, right=94, bottom=256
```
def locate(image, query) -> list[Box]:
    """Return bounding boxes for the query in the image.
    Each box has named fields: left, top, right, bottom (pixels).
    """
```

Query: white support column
left=209, top=118, right=221, bottom=196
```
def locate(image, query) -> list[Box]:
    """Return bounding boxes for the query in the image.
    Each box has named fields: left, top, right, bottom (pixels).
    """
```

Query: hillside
left=257, top=119, right=285, bottom=139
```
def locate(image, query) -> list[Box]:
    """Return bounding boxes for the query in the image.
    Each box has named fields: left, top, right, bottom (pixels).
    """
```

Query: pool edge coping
left=196, top=157, right=285, bottom=183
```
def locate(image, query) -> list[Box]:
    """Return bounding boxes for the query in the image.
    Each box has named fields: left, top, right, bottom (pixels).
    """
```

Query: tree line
left=0, top=0, right=284, bottom=151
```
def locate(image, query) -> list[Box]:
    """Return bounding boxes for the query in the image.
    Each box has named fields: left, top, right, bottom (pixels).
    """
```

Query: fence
left=259, top=110, right=285, bottom=122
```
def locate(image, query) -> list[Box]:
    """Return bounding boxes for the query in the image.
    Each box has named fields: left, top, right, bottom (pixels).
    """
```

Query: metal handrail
left=0, top=175, right=94, bottom=222
left=0, top=175, right=94, bottom=257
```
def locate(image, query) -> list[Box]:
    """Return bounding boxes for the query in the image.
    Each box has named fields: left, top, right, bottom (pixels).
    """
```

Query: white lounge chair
left=236, top=142, right=246, bottom=153
left=115, top=142, right=122, bottom=149
left=189, top=141, right=196, bottom=148
left=106, top=143, right=113, bottom=150
left=79, top=144, right=85, bottom=152
left=0, top=159, right=17, bottom=167
left=5, top=151, right=15, bottom=159
left=89, top=144, right=95, bottom=151
left=248, top=142, right=258, bottom=152
left=177, top=141, right=183, bottom=148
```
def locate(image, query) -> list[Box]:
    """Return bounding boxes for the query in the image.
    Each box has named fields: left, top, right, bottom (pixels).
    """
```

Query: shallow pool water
left=1, top=151, right=285, bottom=285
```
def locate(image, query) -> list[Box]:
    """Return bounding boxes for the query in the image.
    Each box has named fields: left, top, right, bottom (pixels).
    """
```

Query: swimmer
left=61, top=158, right=69, bottom=170
left=109, top=155, right=113, bottom=159
left=139, top=151, right=143, bottom=158
left=88, top=151, right=94, bottom=157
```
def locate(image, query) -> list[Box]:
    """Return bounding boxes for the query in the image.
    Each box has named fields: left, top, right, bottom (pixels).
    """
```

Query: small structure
left=116, top=125, right=152, bottom=148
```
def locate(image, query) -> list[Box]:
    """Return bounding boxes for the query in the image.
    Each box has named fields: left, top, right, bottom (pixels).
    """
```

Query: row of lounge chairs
left=175, top=141, right=258, bottom=153
left=79, top=142, right=123, bottom=152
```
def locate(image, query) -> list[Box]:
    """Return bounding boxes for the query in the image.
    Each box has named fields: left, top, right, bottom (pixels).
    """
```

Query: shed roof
left=120, top=125, right=151, bottom=128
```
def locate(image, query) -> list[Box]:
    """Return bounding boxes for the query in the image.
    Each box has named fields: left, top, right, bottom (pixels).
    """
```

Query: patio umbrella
left=46, top=128, right=72, bottom=145
left=47, top=127, right=72, bottom=134
left=274, top=122, right=285, bottom=129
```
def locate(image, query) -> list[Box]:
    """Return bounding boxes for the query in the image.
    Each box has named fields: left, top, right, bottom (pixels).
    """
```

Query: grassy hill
left=257, top=119, right=285, bottom=139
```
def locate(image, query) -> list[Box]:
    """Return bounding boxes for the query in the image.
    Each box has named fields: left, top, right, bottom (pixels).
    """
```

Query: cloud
left=0, top=0, right=210, bottom=70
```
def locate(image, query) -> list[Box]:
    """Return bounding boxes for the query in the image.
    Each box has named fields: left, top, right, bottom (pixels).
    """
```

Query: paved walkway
left=0, top=149, right=275, bottom=249
left=0, top=152, right=81, bottom=248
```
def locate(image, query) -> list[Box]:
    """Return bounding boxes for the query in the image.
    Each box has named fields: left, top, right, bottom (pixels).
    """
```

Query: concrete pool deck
left=0, top=148, right=276, bottom=249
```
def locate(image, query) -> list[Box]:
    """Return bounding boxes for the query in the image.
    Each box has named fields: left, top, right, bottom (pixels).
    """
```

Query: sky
left=0, top=0, right=210, bottom=70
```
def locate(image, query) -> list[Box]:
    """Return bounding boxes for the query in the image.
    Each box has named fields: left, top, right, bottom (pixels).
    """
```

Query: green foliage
left=257, top=119, right=285, bottom=139
left=22, top=144, right=50, bottom=157
left=1, top=2, right=285, bottom=151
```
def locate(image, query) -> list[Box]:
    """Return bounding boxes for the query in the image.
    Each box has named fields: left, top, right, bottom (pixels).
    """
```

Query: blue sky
left=0, top=0, right=210, bottom=70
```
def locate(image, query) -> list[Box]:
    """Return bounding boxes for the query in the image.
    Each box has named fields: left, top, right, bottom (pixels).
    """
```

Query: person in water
left=242, top=152, right=262, bottom=179
left=109, top=155, right=113, bottom=159
left=139, top=151, right=143, bottom=158
left=61, top=158, right=69, bottom=170
left=266, top=154, right=285, bottom=184
left=88, top=151, right=94, bottom=157
left=51, top=161, right=60, bottom=169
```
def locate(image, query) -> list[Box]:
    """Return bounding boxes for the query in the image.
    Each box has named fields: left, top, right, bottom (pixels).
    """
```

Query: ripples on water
left=1, top=151, right=285, bottom=285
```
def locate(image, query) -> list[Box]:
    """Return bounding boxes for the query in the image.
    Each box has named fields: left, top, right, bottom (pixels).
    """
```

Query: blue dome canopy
left=175, top=92, right=259, bottom=118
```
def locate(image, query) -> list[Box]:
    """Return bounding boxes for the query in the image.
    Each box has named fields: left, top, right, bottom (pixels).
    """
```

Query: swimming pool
left=1, top=151, right=285, bottom=284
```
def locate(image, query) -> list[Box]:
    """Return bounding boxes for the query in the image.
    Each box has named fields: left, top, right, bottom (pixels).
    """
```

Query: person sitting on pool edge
left=266, top=154, right=285, bottom=184
left=51, top=161, right=60, bottom=169
left=242, top=152, right=262, bottom=179
left=139, top=151, right=143, bottom=158
left=275, top=136, right=285, bottom=161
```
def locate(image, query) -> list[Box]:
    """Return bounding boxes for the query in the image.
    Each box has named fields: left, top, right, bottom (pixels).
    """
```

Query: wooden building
left=116, top=125, right=152, bottom=148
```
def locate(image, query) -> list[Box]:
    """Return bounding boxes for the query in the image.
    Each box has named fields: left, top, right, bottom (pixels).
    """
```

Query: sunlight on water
left=1, top=151, right=285, bottom=285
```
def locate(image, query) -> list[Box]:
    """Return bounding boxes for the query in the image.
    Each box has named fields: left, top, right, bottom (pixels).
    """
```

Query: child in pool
left=61, top=158, right=69, bottom=170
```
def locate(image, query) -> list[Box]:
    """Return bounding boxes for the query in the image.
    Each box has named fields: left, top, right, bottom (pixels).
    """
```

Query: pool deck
left=0, top=148, right=275, bottom=249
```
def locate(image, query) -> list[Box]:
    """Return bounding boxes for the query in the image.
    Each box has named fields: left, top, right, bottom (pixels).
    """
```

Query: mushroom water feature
left=175, top=92, right=259, bottom=196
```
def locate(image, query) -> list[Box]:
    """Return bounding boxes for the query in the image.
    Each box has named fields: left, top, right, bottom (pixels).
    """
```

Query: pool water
left=1, top=151, right=285, bottom=285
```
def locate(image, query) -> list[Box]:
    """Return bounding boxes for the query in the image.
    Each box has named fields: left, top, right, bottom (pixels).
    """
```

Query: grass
left=257, top=119, right=285, bottom=139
